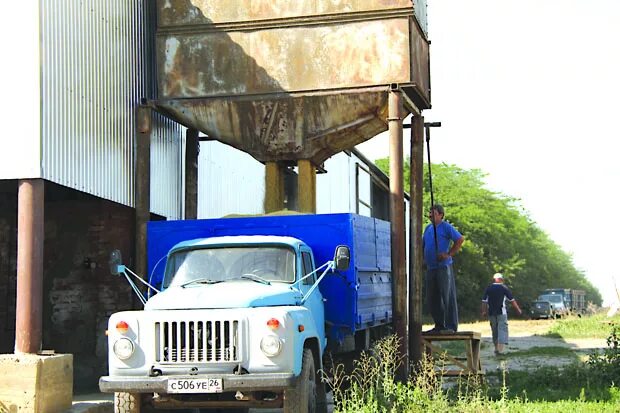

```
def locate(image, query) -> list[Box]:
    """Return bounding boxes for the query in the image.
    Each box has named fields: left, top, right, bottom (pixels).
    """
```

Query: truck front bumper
left=99, top=372, right=296, bottom=394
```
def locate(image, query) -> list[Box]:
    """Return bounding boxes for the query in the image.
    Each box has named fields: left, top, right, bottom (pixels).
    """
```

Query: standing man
left=481, top=273, right=522, bottom=355
left=423, top=204, right=464, bottom=333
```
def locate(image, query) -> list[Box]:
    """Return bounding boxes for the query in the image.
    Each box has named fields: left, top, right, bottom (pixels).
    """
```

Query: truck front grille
left=155, top=320, right=241, bottom=363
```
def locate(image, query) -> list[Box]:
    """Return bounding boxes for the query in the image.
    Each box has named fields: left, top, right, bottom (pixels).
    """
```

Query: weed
left=325, top=333, right=620, bottom=412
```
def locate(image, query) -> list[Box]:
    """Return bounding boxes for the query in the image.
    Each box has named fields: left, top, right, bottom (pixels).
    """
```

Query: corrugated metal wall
left=414, top=0, right=429, bottom=36
left=197, top=141, right=266, bottom=218
left=40, top=0, right=184, bottom=219
left=195, top=141, right=409, bottom=230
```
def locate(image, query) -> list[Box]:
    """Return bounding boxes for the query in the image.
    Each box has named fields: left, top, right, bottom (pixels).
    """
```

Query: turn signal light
left=116, top=321, right=129, bottom=333
left=266, top=318, right=280, bottom=330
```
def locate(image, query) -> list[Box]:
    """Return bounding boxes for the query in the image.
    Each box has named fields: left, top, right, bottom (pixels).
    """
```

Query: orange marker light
left=116, top=321, right=129, bottom=334
left=266, top=318, right=280, bottom=330
left=298, top=325, right=305, bottom=332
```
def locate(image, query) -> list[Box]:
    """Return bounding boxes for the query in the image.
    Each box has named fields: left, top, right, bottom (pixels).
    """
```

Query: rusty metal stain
left=155, top=91, right=390, bottom=165
left=155, top=0, right=430, bottom=164
left=158, top=0, right=414, bottom=26
left=159, top=18, right=412, bottom=99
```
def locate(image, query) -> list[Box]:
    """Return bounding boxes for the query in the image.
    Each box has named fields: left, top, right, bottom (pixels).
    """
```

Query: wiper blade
left=239, top=273, right=271, bottom=285
left=181, top=278, right=222, bottom=288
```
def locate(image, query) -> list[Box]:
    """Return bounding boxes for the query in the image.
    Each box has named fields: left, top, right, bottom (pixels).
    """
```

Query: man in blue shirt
left=481, top=273, right=522, bottom=355
left=423, top=204, right=464, bottom=333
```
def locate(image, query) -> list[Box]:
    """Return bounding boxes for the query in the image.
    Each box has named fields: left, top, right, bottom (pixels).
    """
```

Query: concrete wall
left=0, top=182, right=138, bottom=391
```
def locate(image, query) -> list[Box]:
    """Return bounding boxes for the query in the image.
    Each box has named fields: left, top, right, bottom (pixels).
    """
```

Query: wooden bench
left=421, top=331, right=483, bottom=377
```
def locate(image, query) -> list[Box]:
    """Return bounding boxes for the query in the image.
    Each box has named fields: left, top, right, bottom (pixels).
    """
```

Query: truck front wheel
left=284, top=349, right=324, bottom=413
left=114, top=392, right=141, bottom=413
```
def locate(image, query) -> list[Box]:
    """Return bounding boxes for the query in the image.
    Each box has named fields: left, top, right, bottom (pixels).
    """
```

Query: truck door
left=299, top=247, right=326, bottom=348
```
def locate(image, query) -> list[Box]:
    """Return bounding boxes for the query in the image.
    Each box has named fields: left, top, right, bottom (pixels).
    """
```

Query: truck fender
left=288, top=309, right=323, bottom=376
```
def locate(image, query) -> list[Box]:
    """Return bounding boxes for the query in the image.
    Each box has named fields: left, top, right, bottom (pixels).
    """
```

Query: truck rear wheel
left=114, top=392, right=141, bottom=413
left=284, top=349, right=324, bottom=413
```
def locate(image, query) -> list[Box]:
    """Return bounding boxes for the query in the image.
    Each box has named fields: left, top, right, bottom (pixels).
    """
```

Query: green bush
left=587, top=325, right=620, bottom=384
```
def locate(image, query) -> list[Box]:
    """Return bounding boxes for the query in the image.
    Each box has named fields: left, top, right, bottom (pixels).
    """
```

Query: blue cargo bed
left=147, top=213, right=392, bottom=344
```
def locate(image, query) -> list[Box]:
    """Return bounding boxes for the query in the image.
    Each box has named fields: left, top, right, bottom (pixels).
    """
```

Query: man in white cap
left=481, top=273, right=522, bottom=355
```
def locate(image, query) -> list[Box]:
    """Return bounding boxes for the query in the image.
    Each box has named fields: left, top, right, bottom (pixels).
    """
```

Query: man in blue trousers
left=423, top=204, right=464, bottom=333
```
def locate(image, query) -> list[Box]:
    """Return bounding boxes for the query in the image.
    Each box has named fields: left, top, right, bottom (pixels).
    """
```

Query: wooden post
left=388, top=89, right=408, bottom=380
left=15, top=179, right=44, bottom=354
left=297, top=160, right=316, bottom=213
left=409, top=115, right=425, bottom=368
left=264, top=162, right=284, bottom=213
left=135, top=106, right=152, bottom=287
left=185, top=128, right=199, bottom=220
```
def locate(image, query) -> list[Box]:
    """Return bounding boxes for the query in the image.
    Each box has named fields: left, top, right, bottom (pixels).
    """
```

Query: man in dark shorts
left=481, top=273, right=522, bottom=355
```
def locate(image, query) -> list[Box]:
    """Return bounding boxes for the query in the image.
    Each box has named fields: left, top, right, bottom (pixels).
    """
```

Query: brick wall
left=0, top=190, right=17, bottom=354
left=0, top=183, right=139, bottom=391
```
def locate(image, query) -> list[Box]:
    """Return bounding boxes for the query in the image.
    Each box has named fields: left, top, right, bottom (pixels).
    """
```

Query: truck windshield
left=539, top=295, right=563, bottom=303
left=163, top=245, right=296, bottom=288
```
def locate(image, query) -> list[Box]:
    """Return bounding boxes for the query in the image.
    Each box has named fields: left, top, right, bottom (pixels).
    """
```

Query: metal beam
left=388, top=89, right=408, bottom=379
left=264, top=162, right=285, bottom=213
left=409, top=115, right=425, bottom=368
left=185, top=128, right=199, bottom=219
left=297, top=160, right=316, bottom=213
left=135, top=106, right=152, bottom=289
left=15, top=179, right=44, bottom=354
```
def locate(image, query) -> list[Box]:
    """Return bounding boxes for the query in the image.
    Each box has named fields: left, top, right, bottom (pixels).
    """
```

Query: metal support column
left=298, top=160, right=316, bottom=214
left=15, top=179, right=44, bottom=354
left=409, top=115, right=425, bottom=368
left=264, top=162, right=284, bottom=213
left=388, top=89, right=408, bottom=379
left=185, top=128, right=199, bottom=220
left=136, top=106, right=152, bottom=287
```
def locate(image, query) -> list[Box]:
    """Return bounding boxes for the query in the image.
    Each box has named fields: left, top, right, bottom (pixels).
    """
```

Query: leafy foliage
left=587, top=325, right=620, bottom=383
left=375, top=159, right=602, bottom=319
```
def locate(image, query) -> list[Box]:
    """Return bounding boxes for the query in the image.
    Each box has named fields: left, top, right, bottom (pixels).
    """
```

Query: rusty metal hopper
left=154, top=0, right=430, bottom=164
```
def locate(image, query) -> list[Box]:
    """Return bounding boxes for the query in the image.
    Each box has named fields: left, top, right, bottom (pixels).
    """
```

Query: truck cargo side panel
left=147, top=213, right=392, bottom=342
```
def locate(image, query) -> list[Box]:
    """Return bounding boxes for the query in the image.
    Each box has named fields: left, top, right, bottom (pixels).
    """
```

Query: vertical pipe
left=15, top=179, right=44, bottom=354
left=298, top=160, right=316, bottom=213
left=185, top=128, right=199, bottom=220
left=409, top=115, right=425, bottom=367
left=388, top=89, right=407, bottom=379
left=136, top=106, right=151, bottom=289
left=264, top=162, right=284, bottom=213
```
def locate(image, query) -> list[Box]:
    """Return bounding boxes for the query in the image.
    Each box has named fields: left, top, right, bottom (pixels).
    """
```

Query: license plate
left=167, top=378, right=223, bottom=393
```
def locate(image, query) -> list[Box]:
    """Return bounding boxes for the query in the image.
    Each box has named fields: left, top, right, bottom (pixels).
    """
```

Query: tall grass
left=545, top=313, right=620, bottom=339
left=324, top=334, right=620, bottom=412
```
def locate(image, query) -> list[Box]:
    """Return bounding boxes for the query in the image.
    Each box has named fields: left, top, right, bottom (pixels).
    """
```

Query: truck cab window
left=301, top=252, right=315, bottom=285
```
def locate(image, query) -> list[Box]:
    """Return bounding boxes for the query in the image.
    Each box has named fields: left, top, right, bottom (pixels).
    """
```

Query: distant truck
left=541, top=289, right=586, bottom=314
left=99, top=213, right=393, bottom=412
left=533, top=289, right=586, bottom=319
left=530, top=300, right=557, bottom=320
left=535, top=292, right=569, bottom=318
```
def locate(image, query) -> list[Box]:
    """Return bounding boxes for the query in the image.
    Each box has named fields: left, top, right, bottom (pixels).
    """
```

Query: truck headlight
left=260, top=335, right=282, bottom=357
left=113, top=337, right=135, bottom=360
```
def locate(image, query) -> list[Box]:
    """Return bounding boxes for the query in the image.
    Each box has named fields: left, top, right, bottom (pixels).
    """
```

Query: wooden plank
left=421, top=331, right=481, bottom=341
left=421, top=333, right=484, bottom=376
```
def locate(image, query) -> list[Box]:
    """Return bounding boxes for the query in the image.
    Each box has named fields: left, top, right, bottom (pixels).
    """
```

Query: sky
left=357, top=0, right=620, bottom=306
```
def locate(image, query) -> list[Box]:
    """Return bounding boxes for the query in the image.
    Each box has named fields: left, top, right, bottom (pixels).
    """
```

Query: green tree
left=375, top=158, right=602, bottom=319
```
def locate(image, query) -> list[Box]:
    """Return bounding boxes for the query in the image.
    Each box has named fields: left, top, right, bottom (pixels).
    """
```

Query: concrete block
left=0, top=353, right=73, bottom=413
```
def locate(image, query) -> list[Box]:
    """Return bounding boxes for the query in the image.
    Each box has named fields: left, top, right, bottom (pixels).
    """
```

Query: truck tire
left=284, top=349, right=322, bottom=413
left=114, top=392, right=141, bottom=413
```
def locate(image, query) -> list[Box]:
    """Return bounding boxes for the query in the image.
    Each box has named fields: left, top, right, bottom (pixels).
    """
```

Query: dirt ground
left=443, top=319, right=608, bottom=373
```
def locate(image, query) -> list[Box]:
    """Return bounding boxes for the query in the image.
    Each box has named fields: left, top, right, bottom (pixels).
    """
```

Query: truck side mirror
left=109, top=250, right=123, bottom=275
left=333, top=245, right=350, bottom=271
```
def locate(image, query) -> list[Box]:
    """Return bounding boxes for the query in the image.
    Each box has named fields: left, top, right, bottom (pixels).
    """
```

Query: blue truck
left=99, top=213, right=392, bottom=412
